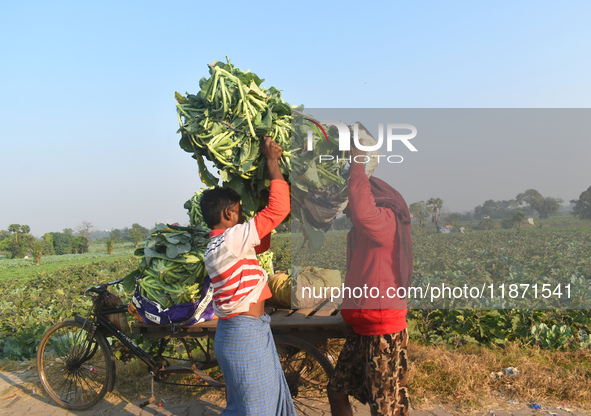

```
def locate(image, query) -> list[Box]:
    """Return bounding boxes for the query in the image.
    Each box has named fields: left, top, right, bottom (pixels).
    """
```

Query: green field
left=1, top=227, right=591, bottom=361
left=1, top=226, right=591, bottom=409
left=0, top=242, right=138, bottom=360
left=273, top=227, right=591, bottom=346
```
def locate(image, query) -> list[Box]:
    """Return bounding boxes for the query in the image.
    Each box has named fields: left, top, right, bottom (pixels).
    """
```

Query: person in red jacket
left=328, top=145, right=413, bottom=416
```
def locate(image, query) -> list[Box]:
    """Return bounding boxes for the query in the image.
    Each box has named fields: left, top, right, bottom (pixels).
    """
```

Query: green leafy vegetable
left=176, top=58, right=360, bottom=242
left=127, top=224, right=211, bottom=309
left=175, top=58, right=293, bottom=216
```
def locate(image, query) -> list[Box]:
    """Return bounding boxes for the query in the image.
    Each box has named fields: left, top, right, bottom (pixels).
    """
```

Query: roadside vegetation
left=1, top=223, right=591, bottom=409
left=1, top=186, right=590, bottom=409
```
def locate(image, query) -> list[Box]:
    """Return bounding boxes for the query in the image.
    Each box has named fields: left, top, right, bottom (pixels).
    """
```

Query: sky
left=1, top=1, right=591, bottom=236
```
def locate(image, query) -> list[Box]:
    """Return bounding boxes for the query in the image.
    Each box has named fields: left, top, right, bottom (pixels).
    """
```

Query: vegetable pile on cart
left=175, top=59, right=292, bottom=217
left=125, top=58, right=375, bottom=312
left=175, top=58, right=376, bottom=232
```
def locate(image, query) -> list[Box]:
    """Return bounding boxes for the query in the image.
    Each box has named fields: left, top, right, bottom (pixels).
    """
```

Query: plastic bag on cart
left=128, top=276, right=215, bottom=326
left=293, top=266, right=342, bottom=309
left=268, top=272, right=291, bottom=307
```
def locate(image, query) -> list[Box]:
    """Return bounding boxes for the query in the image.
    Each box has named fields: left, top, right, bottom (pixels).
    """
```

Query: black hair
left=200, top=187, right=241, bottom=229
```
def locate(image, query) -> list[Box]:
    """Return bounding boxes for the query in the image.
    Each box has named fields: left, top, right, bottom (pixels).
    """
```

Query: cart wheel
left=154, top=338, right=223, bottom=388
left=317, top=338, right=345, bottom=367
left=274, top=334, right=334, bottom=415
left=37, top=320, right=115, bottom=410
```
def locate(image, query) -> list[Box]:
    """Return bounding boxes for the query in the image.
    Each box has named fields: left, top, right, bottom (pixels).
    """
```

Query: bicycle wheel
left=37, top=319, right=114, bottom=410
left=274, top=334, right=334, bottom=416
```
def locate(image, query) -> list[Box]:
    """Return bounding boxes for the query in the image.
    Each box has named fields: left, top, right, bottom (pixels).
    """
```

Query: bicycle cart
left=36, top=278, right=345, bottom=415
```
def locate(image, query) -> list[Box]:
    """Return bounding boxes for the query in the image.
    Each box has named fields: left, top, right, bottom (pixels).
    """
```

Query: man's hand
left=262, top=136, right=282, bottom=161
left=261, top=136, right=284, bottom=181
left=350, top=140, right=365, bottom=163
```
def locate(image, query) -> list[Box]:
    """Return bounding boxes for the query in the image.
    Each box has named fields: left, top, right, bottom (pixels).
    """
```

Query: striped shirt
left=204, top=180, right=290, bottom=318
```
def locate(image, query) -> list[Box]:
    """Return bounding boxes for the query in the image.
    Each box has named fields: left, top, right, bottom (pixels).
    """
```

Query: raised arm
left=254, top=137, right=290, bottom=239
left=347, top=146, right=396, bottom=241
left=264, top=136, right=285, bottom=181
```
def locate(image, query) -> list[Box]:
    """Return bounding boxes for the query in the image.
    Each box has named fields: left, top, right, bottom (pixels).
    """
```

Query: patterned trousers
left=328, top=327, right=409, bottom=416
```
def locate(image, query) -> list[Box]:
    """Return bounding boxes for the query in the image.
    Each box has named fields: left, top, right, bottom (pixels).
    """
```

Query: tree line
left=410, top=185, right=591, bottom=232
left=285, top=186, right=591, bottom=234
left=108, top=223, right=150, bottom=248
left=2, top=185, right=589, bottom=256
left=0, top=221, right=152, bottom=262
left=0, top=225, right=88, bottom=263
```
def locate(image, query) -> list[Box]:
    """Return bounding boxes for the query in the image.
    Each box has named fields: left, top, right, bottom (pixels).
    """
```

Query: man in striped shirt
left=200, top=137, right=294, bottom=416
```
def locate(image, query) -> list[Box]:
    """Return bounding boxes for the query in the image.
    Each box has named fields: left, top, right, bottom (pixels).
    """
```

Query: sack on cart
left=128, top=276, right=215, bottom=326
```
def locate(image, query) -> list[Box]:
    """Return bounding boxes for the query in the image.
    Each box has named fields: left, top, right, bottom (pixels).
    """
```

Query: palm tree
left=8, top=224, right=20, bottom=243
left=427, top=198, right=444, bottom=232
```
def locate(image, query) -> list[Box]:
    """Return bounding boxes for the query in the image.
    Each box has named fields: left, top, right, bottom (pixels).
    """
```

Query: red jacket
left=340, top=163, right=409, bottom=336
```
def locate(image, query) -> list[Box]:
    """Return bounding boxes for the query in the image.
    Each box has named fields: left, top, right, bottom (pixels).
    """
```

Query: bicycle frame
left=80, top=280, right=223, bottom=388
left=38, top=278, right=337, bottom=414
left=76, top=309, right=158, bottom=370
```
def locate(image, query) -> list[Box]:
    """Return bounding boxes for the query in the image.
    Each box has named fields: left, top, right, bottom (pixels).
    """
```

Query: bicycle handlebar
left=84, top=277, right=125, bottom=296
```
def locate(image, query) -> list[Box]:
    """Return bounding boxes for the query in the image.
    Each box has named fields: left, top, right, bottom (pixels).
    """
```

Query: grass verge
left=2, top=340, right=590, bottom=413
left=408, top=341, right=591, bottom=411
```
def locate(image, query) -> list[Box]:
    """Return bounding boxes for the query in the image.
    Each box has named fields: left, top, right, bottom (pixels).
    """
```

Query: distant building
left=439, top=225, right=453, bottom=233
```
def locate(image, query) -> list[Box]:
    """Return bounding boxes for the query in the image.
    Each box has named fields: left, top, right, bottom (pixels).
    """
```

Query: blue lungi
left=214, top=314, right=296, bottom=416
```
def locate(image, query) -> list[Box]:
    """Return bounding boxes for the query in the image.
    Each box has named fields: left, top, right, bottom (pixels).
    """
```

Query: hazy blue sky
left=2, top=1, right=591, bottom=236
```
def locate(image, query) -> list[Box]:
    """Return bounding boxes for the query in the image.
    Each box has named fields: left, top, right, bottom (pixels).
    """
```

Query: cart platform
left=131, top=302, right=344, bottom=344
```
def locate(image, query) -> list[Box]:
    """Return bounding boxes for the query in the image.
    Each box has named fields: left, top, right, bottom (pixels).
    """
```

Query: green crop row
left=1, top=227, right=590, bottom=361
left=0, top=257, right=137, bottom=360
left=273, top=227, right=591, bottom=348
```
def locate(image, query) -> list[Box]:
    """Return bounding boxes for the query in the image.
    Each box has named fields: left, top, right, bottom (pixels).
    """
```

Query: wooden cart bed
left=131, top=302, right=344, bottom=344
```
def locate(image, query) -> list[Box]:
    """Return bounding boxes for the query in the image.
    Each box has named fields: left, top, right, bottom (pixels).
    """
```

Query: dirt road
left=0, top=368, right=587, bottom=416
